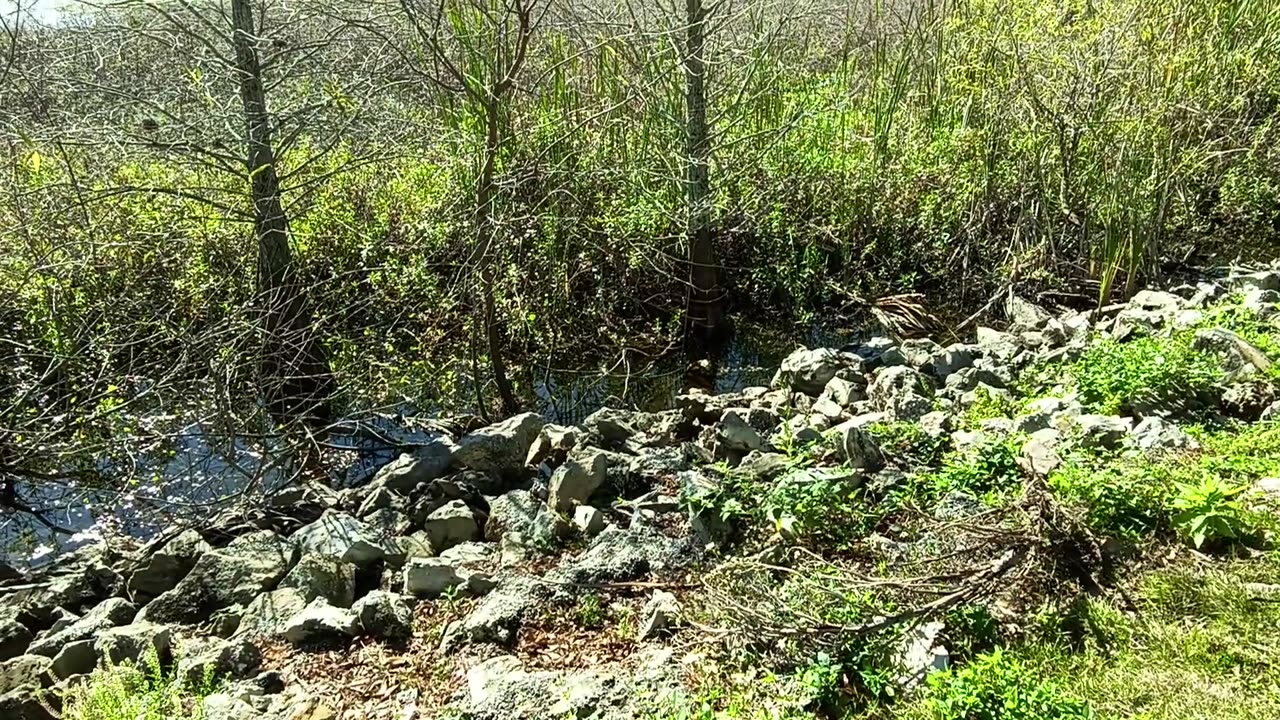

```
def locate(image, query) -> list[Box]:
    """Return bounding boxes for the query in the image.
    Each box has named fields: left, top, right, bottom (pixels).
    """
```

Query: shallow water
left=1, top=320, right=858, bottom=567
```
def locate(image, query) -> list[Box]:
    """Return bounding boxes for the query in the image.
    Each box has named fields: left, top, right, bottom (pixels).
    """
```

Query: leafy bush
left=1065, top=334, right=1221, bottom=416
left=919, top=438, right=1024, bottom=505
left=60, top=649, right=218, bottom=720
left=765, top=467, right=874, bottom=547
left=869, top=421, right=948, bottom=467
left=920, top=649, right=1094, bottom=720
left=1048, top=459, right=1175, bottom=538
left=1172, top=475, right=1251, bottom=549
left=961, top=387, right=1020, bottom=430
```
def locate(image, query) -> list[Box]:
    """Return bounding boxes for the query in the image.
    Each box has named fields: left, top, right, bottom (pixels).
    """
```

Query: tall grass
left=3, top=0, right=1279, bottom=411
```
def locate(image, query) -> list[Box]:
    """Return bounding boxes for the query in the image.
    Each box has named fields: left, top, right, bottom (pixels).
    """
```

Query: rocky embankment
left=4, top=269, right=1280, bottom=720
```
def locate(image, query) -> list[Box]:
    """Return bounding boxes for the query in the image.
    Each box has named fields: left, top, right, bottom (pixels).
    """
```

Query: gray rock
left=1014, top=396, right=1081, bottom=434
left=94, top=623, right=172, bottom=665
left=0, top=686, right=56, bottom=720
left=628, top=446, right=690, bottom=481
left=234, top=586, right=308, bottom=635
left=919, top=411, right=951, bottom=439
left=141, top=531, right=295, bottom=625
left=548, top=449, right=609, bottom=513
left=485, top=490, right=542, bottom=543
left=353, top=591, right=414, bottom=640
left=717, top=409, right=765, bottom=453
left=455, top=413, right=545, bottom=477
left=1020, top=428, right=1064, bottom=477
left=526, top=424, right=578, bottom=467
left=356, top=486, right=406, bottom=518
left=177, top=637, right=261, bottom=686
left=894, top=621, right=949, bottom=691
left=772, top=348, right=861, bottom=396
left=546, top=527, right=688, bottom=586
left=975, top=327, right=1020, bottom=362
left=959, top=383, right=1014, bottom=412
left=207, top=606, right=245, bottom=638
left=0, top=620, right=32, bottom=662
left=467, top=655, right=527, bottom=707
left=127, top=529, right=211, bottom=602
left=571, top=506, right=606, bottom=536
left=582, top=408, right=642, bottom=447
left=363, top=507, right=413, bottom=537
left=291, top=511, right=389, bottom=568
left=423, top=500, right=482, bottom=552
left=202, top=693, right=262, bottom=720
left=278, top=555, right=356, bottom=608
left=1228, top=270, right=1280, bottom=293
left=1129, top=417, right=1200, bottom=453
left=403, top=557, right=489, bottom=598
left=869, top=365, right=934, bottom=422
left=934, top=491, right=985, bottom=520
left=810, top=396, right=845, bottom=420
left=1066, top=414, right=1133, bottom=450
left=817, top=376, right=864, bottom=409
left=736, top=451, right=789, bottom=482
left=637, top=590, right=679, bottom=640
left=50, top=640, right=96, bottom=679
left=922, top=344, right=975, bottom=381
left=898, top=338, right=945, bottom=368
left=234, top=588, right=308, bottom=639
left=1007, top=295, right=1052, bottom=332
left=281, top=598, right=358, bottom=644
left=441, top=577, right=541, bottom=651
left=369, top=440, right=457, bottom=493
left=830, top=419, right=884, bottom=470
left=0, top=655, right=53, bottom=694
left=27, top=598, right=136, bottom=657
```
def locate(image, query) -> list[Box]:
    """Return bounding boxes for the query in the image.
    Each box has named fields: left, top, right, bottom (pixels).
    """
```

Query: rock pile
left=3, top=267, right=1278, bottom=719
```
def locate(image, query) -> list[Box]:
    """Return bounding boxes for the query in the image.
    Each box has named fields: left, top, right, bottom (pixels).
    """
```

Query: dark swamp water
left=1, top=321, right=857, bottom=567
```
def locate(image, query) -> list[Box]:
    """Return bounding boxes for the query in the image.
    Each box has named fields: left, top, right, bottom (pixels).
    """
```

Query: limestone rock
left=141, top=531, right=295, bottom=625
left=1129, top=416, right=1199, bottom=453
left=638, top=590, right=680, bottom=640
left=772, top=348, right=861, bottom=396
left=50, top=640, right=96, bottom=679
left=234, top=588, right=308, bottom=639
left=27, top=598, right=135, bottom=657
left=548, top=449, right=609, bottom=513
left=868, top=366, right=934, bottom=422
left=278, top=555, right=356, bottom=608
left=291, top=511, right=390, bottom=569
left=127, top=529, right=211, bottom=602
left=455, top=413, right=545, bottom=477
left=177, top=637, right=261, bottom=686
left=369, top=440, right=457, bottom=493
left=281, top=599, right=358, bottom=644
left=571, top=506, right=606, bottom=536
left=94, top=623, right=172, bottom=665
left=424, top=500, right=482, bottom=553
left=353, top=591, right=414, bottom=640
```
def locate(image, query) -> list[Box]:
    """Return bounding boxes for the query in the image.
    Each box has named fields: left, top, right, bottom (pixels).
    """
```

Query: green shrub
left=1171, top=475, right=1251, bottom=549
left=869, top=421, right=948, bottom=467
left=765, top=467, right=874, bottom=547
left=60, top=649, right=218, bottom=720
left=1048, top=459, right=1175, bottom=538
left=919, top=438, right=1024, bottom=506
left=1065, top=334, right=1221, bottom=416
left=920, top=649, right=1094, bottom=720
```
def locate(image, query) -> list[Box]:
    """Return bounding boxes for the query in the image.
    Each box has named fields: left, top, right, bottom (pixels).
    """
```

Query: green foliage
left=868, top=421, right=947, bottom=467
left=1171, top=475, right=1250, bottom=549
left=765, top=467, right=875, bottom=547
left=576, top=592, right=606, bottom=630
left=1064, top=334, right=1221, bottom=416
left=918, top=437, right=1024, bottom=506
left=918, top=649, right=1094, bottom=720
left=60, top=648, right=218, bottom=720
left=1048, top=458, right=1175, bottom=538
left=961, top=387, right=1019, bottom=430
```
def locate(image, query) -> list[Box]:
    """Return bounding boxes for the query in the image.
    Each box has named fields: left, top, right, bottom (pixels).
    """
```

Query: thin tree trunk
left=231, top=0, right=334, bottom=430
left=478, top=98, right=519, bottom=416
left=684, top=0, right=722, bottom=343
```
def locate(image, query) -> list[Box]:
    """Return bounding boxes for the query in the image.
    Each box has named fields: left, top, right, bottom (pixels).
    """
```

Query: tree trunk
left=231, top=0, right=334, bottom=430
left=684, top=0, right=722, bottom=343
left=478, top=98, right=520, bottom=416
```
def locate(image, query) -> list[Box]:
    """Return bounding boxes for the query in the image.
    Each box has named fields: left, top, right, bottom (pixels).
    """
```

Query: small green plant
left=59, top=647, right=218, bottom=720
left=868, top=421, right=947, bottom=467
left=1064, top=334, right=1221, bottom=416
left=1172, top=474, right=1251, bottom=549
left=764, top=466, right=874, bottom=546
left=576, top=592, right=606, bottom=630
left=962, top=386, right=1019, bottom=430
left=919, top=437, right=1024, bottom=506
left=1048, top=458, right=1175, bottom=538
left=920, top=649, right=1094, bottom=720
